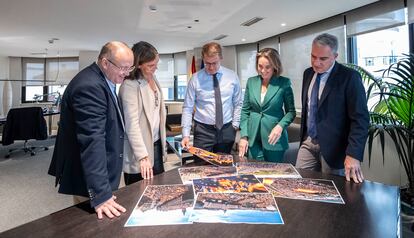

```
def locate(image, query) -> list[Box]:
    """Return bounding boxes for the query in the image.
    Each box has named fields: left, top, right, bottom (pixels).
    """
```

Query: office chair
left=2, top=107, right=49, bottom=158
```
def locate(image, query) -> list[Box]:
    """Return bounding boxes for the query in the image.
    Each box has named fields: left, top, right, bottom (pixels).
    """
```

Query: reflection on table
left=1, top=167, right=400, bottom=238
left=166, top=135, right=193, bottom=165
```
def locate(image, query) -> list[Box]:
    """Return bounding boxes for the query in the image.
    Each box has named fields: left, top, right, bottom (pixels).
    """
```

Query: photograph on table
left=262, top=178, right=345, bottom=204
left=178, top=166, right=237, bottom=184
left=185, top=146, right=234, bottom=166
left=236, top=161, right=302, bottom=178
left=192, top=175, right=267, bottom=194
left=190, top=192, right=284, bottom=224
left=125, top=184, right=195, bottom=226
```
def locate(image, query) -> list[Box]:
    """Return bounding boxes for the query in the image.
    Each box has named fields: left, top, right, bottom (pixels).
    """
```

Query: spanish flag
left=190, top=55, right=196, bottom=78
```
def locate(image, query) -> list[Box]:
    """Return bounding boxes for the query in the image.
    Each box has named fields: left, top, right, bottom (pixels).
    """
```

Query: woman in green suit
left=238, top=48, right=295, bottom=162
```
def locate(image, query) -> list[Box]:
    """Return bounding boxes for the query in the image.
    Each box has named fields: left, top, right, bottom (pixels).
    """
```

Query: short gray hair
left=313, top=33, right=338, bottom=54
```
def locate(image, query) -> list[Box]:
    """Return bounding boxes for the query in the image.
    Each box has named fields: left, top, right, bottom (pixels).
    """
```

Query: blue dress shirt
left=181, top=66, right=242, bottom=137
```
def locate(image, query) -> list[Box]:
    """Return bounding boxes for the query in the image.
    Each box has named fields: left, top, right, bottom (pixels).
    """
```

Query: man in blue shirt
left=181, top=42, right=242, bottom=160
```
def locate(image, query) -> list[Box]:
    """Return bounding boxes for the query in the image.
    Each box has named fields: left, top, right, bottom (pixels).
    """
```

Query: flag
left=190, top=56, right=196, bottom=77
left=200, top=59, right=204, bottom=69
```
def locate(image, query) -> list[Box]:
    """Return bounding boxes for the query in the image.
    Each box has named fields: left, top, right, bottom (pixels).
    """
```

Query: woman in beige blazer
left=119, top=41, right=166, bottom=185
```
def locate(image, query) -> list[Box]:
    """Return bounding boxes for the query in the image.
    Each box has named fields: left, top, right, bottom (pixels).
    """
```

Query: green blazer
left=240, top=75, right=295, bottom=151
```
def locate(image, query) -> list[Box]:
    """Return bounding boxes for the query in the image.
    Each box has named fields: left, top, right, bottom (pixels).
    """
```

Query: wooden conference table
left=1, top=168, right=399, bottom=238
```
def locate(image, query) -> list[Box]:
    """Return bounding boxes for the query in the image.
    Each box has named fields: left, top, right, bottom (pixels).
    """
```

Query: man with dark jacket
left=296, top=33, right=369, bottom=183
left=48, top=41, right=134, bottom=219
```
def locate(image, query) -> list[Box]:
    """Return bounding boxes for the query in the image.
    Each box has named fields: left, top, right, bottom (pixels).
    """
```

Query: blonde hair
left=202, top=42, right=223, bottom=59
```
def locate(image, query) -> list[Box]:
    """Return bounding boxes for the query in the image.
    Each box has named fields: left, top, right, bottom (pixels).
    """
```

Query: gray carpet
left=0, top=139, right=73, bottom=233
left=0, top=138, right=181, bottom=233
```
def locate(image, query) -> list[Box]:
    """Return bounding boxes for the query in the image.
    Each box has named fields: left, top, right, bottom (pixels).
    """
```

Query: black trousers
left=124, top=139, right=164, bottom=185
left=192, top=120, right=236, bottom=163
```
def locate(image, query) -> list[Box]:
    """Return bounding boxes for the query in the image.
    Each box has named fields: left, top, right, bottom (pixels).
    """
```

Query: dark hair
left=313, top=33, right=338, bottom=54
left=256, top=48, right=283, bottom=77
left=129, top=41, right=158, bottom=79
left=201, top=42, right=223, bottom=59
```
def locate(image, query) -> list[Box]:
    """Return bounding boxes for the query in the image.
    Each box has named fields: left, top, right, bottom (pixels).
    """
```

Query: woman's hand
left=140, top=157, right=153, bottom=179
left=238, top=138, right=249, bottom=158
left=268, top=125, right=283, bottom=145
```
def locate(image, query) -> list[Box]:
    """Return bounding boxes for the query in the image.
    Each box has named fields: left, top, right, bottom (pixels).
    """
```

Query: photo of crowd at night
left=192, top=175, right=268, bottom=194
left=236, top=162, right=302, bottom=178
left=178, top=166, right=237, bottom=184
left=262, top=178, right=344, bottom=204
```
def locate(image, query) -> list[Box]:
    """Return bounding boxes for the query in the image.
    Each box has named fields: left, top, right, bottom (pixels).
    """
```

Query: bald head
left=98, top=41, right=134, bottom=84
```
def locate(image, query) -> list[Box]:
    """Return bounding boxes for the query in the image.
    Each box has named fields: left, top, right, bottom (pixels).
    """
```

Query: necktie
left=213, top=73, right=223, bottom=129
left=307, top=73, right=322, bottom=139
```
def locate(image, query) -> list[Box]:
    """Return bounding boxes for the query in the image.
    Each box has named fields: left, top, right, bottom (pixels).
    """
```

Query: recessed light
left=194, top=19, right=199, bottom=22
left=241, top=38, right=246, bottom=42
left=187, top=26, right=192, bottom=29
left=281, top=23, right=286, bottom=27
left=149, top=5, right=157, bottom=12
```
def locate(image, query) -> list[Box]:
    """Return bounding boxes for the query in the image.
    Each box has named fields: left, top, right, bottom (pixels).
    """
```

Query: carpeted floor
left=0, top=138, right=181, bottom=233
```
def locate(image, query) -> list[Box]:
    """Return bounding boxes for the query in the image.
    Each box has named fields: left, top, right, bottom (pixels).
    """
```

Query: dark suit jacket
left=48, top=63, right=125, bottom=207
left=300, top=62, right=369, bottom=169
left=2, top=107, right=47, bottom=145
left=240, top=75, right=296, bottom=151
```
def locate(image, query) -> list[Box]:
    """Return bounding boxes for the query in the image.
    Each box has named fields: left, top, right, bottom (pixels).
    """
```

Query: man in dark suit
left=296, top=33, right=369, bottom=183
left=48, top=41, right=134, bottom=219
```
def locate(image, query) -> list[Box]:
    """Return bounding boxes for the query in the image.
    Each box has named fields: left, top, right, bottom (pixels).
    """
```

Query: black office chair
left=2, top=107, right=49, bottom=158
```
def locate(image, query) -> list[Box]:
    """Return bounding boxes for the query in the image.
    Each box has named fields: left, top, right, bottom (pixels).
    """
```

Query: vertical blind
left=236, top=43, right=258, bottom=88
left=155, top=54, right=174, bottom=88
left=173, top=52, right=187, bottom=75
left=258, top=36, right=279, bottom=51
left=346, top=0, right=405, bottom=37
left=23, top=57, right=79, bottom=86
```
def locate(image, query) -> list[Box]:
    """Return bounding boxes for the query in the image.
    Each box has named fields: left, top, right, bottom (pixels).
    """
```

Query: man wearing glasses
left=48, top=41, right=134, bottom=219
left=181, top=42, right=242, bottom=162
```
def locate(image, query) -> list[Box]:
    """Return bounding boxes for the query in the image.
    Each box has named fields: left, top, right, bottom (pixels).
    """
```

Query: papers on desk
left=261, top=178, right=345, bottom=204
left=125, top=161, right=345, bottom=227
left=236, top=162, right=302, bottom=178
left=185, top=146, right=234, bottom=166
left=125, top=184, right=194, bottom=227
left=178, top=166, right=237, bottom=184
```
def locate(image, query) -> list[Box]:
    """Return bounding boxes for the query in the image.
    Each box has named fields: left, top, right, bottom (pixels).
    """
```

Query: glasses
left=106, top=58, right=135, bottom=73
left=204, top=61, right=220, bottom=67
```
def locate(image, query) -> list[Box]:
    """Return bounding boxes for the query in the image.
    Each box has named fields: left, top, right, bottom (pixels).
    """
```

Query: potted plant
left=347, top=54, right=414, bottom=208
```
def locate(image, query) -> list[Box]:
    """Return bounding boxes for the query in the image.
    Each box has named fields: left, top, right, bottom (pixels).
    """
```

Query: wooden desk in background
left=1, top=168, right=399, bottom=238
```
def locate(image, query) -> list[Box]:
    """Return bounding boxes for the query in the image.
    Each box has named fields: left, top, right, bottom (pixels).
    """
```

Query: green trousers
left=248, top=138, right=285, bottom=163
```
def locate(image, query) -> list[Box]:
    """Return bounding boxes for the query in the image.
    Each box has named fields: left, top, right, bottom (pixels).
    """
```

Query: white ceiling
left=0, top=0, right=377, bottom=57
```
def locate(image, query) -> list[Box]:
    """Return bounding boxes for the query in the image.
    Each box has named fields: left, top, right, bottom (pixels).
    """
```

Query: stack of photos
left=178, top=166, right=237, bottom=184
left=125, top=184, right=195, bottom=227
left=261, top=178, right=345, bottom=204
left=190, top=175, right=284, bottom=224
left=236, top=162, right=302, bottom=178
left=186, top=146, right=234, bottom=166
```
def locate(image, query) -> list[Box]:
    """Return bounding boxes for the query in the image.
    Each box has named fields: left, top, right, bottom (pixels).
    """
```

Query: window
left=21, top=57, right=78, bottom=103
left=176, top=74, right=187, bottom=100
left=156, top=54, right=174, bottom=100
left=354, top=25, right=409, bottom=78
